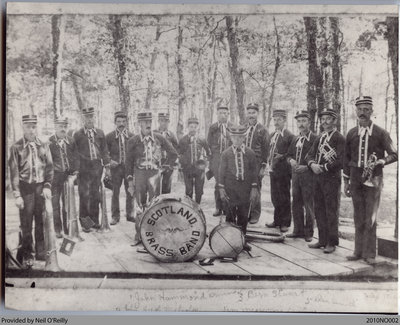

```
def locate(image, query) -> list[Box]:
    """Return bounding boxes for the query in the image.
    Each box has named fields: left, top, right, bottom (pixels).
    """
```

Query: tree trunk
left=266, top=16, right=281, bottom=130
left=144, top=19, right=161, bottom=110
left=51, top=15, right=65, bottom=119
left=176, top=15, right=185, bottom=140
left=110, top=15, right=130, bottom=115
left=226, top=16, right=246, bottom=124
left=387, top=17, right=398, bottom=139
left=385, top=51, right=391, bottom=130
left=330, top=17, right=341, bottom=131
left=340, top=65, right=347, bottom=134
left=69, top=71, right=85, bottom=111
left=304, top=17, right=319, bottom=132
left=359, top=62, right=364, bottom=97
left=228, top=61, right=237, bottom=124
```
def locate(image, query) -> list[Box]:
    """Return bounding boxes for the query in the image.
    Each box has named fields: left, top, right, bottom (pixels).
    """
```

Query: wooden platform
left=6, top=214, right=397, bottom=279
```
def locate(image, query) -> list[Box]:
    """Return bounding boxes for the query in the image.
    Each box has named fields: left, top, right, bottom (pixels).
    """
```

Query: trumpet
left=362, top=152, right=378, bottom=185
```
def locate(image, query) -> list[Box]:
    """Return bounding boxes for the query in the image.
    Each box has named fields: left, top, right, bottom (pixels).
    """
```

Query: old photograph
left=4, top=3, right=399, bottom=313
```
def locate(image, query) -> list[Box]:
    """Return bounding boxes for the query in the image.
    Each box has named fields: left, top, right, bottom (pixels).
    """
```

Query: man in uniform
left=306, top=108, right=345, bottom=253
left=49, top=117, right=79, bottom=238
left=207, top=106, right=232, bottom=216
left=74, top=107, right=111, bottom=232
left=265, top=109, right=294, bottom=233
left=344, top=96, right=397, bottom=264
left=286, top=110, right=317, bottom=241
left=179, top=117, right=211, bottom=204
left=9, top=115, right=54, bottom=267
left=153, top=112, right=179, bottom=194
left=218, top=125, right=259, bottom=242
left=126, top=112, right=178, bottom=245
left=244, top=103, right=270, bottom=224
left=106, top=111, right=134, bottom=225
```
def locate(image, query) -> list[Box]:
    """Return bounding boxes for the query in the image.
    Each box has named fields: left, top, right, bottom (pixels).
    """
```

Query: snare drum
left=209, top=223, right=245, bottom=258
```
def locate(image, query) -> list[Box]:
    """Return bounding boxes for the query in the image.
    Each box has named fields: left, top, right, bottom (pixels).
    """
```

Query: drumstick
left=247, top=201, right=253, bottom=221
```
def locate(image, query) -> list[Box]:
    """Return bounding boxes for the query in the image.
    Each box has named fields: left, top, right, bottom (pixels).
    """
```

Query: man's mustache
left=359, top=114, right=367, bottom=118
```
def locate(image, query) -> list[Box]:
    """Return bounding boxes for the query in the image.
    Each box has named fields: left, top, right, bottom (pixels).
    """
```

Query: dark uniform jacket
left=9, top=137, right=54, bottom=197
left=73, top=127, right=110, bottom=166
left=153, top=129, right=179, bottom=165
left=218, top=145, right=258, bottom=199
left=106, top=129, right=134, bottom=164
left=125, top=132, right=178, bottom=179
left=48, top=135, right=78, bottom=174
left=287, top=131, right=317, bottom=166
left=207, top=122, right=233, bottom=156
left=178, top=134, right=211, bottom=170
left=245, top=122, right=270, bottom=166
left=268, top=128, right=295, bottom=175
left=343, top=123, right=397, bottom=179
left=306, top=129, right=345, bottom=177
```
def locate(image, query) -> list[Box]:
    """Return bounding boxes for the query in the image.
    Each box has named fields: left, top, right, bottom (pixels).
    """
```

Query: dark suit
left=219, top=146, right=258, bottom=233
left=9, top=137, right=54, bottom=262
left=344, top=123, right=397, bottom=258
left=106, top=129, right=134, bottom=221
left=48, top=135, right=78, bottom=234
left=207, top=122, right=232, bottom=211
left=306, top=129, right=345, bottom=246
left=287, top=131, right=317, bottom=237
left=179, top=134, right=211, bottom=204
left=153, top=129, right=179, bottom=194
left=74, top=127, right=110, bottom=226
left=245, top=122, right=270, bottom=222
left=268, top=128, right=295, bottom=227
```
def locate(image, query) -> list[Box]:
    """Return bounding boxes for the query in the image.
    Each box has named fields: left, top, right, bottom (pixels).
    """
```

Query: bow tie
left=190, top=136, right=197, bottom=143
left=233, top=146, right=244, bottom=154
left=58, top=139, right=67, bottom=146
left=116, top=129, right=128, bottom=138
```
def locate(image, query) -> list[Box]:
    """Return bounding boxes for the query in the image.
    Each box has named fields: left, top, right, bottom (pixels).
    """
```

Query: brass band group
left=8, top=95, right=397, bottom=268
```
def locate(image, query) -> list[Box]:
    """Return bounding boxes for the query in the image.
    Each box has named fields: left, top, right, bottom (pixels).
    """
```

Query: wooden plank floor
left=7, top=214, right=394, bottom=278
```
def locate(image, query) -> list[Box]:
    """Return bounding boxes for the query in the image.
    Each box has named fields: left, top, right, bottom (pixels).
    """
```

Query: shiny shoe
left=92, top=224, right=101, bottom=230
left=280, top=226, right=289, bottom=233
left=308, top=242, right=324, bottom=249
left=364, top=257, right=376, bottom=265
left=346, top=254, right=362, bottom=261
left=110, top=218, right=119, bottom=226
left=126, top=216, right=135, bottom=223
left=81, top=226, right=92, bottom=233
left=131, top=239, right=142, bottom=247
left=305, top=237, right=313, bottom=242
left=213, top=209, right=222, bottom=217
left=323, top=245, right=336, bottom=254
left=55, top=232, right=63, bottom=239
left=265, top=222, right=277, bottom=228
left=243, top=242, right=252, bottom=252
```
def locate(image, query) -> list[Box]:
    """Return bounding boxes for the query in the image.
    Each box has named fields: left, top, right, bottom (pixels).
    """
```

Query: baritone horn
left=362, top=152, right=378, bottom=186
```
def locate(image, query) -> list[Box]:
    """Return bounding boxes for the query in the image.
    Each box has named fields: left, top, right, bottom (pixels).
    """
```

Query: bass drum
left=140, top=194, right=206, bottom=263
left=209, top=223, right=245, bottom=258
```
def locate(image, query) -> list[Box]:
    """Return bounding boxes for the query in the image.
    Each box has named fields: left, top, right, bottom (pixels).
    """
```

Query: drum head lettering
left=140, top=194, right=206, bottom=263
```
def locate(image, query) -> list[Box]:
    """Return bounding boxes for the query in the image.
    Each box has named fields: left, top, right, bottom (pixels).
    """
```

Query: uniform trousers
left=160, top=168, right=174, bottom=194
left=224, top=180, right=252, bottom=234
left=313, top=173, right=340, bottom=246
left=350, top=167, right=382, bottom=259
left=270, top=172, right=292, bottom=227
left=111, top=164, right=133, bottom=220
left=183, top=166, right=205, bottom=204
left=291, top=170, right=315, bottom=237
left=210, top=154, right=223, bottom=210
left=51, top=171, right=68, bottom=235
left=78, top=159, right=103, bottom=226
left=133, top=168, right=161, bottom=241
left=17, top=181, right=45, bottom=262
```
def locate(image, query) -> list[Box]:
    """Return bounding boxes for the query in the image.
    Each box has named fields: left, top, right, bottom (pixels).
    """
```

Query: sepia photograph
left=3, top=2, right=399, bottom=313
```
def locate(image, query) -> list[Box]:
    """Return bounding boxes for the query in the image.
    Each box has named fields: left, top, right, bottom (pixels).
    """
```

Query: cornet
left=362, top=152, right=378, bottom=186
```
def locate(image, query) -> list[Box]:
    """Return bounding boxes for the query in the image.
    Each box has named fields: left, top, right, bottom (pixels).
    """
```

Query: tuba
left=362, top=152, right=378, bottom=186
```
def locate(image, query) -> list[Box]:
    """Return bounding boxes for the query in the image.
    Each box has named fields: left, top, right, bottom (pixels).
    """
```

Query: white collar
left=84, top=127, right=97, bottom=135
left=232, top=144, right=246, bottom=154
left=115, top=128, right=129, bottom=138
left=140, top=131, right=154, bottom=142
left=358, top=122, right=374, bottom=136
left=23, top=137, right=41, bottom=148
left=55, top=134, right=70, bottom=145
left=321, top=128, right=336, bottom=141
left=274, top=128, right=285, bottom=137
left=299, top=130, right=311, bottom=142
